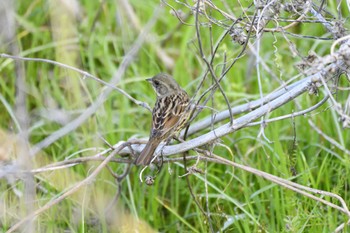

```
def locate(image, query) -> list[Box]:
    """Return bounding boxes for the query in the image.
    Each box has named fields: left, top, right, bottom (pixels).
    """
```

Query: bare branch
left=4, top=6, right=162, bottom=157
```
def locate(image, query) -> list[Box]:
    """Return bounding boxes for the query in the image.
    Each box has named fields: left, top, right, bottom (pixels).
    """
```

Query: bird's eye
left=153, top=80, right=160, bottom=86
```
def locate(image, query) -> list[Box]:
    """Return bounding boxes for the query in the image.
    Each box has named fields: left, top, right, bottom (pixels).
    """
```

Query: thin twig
left=194, top=0, right=234, bottom=125
left=308, top=119, right=350, bottom=155
left=0, top=54, right=150, bottom=111
left=6, top=143, right=125, bottom=233
left=7, top=6, right=162, bottom=157
left=210, top=154, right=350, bottom=217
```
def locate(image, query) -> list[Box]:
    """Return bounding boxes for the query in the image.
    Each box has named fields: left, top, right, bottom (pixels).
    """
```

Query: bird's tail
left=135, top=138, right=160, bottom=166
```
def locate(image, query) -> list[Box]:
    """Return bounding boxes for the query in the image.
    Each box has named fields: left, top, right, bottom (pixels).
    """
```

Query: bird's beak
left=146, top=78, right=152, bottom=83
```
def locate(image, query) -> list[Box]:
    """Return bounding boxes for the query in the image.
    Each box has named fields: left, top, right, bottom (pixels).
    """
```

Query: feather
left=135, top=74, right=190, bottom=166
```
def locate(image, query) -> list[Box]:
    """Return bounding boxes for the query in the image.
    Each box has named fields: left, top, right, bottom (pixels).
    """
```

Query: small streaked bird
left=135, top=73, right=190, bottom=166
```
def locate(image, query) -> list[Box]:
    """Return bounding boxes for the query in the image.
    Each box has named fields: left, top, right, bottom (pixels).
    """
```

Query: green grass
left=1, top=0, right=350, bottom=232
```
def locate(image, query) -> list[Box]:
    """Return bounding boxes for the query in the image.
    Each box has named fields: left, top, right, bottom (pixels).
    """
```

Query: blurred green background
left=0, top=0, right=349, bottom=232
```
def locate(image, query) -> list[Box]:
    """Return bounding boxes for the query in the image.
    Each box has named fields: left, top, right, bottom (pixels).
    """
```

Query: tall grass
left=0, top=0, right=349, bottom=232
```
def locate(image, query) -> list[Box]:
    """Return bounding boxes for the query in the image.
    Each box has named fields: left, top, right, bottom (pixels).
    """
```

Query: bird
left=135, top=73, right=190, bottom=166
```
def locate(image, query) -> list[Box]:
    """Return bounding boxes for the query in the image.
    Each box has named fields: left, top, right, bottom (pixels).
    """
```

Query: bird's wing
left=151, top=93, right=188, bottom=139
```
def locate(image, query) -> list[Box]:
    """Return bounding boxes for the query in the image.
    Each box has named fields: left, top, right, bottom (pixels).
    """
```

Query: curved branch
left=1, top=7, right=162, bottom=157
left=119, top=70, right=329, bottom=157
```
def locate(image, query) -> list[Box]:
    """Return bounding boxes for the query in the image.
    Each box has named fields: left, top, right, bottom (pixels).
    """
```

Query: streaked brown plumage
left=135, top=73, right=190, bottom=166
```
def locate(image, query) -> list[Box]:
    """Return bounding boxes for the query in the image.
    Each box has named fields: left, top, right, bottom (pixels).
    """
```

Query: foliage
left=0, top=0, right=349, bottom=232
